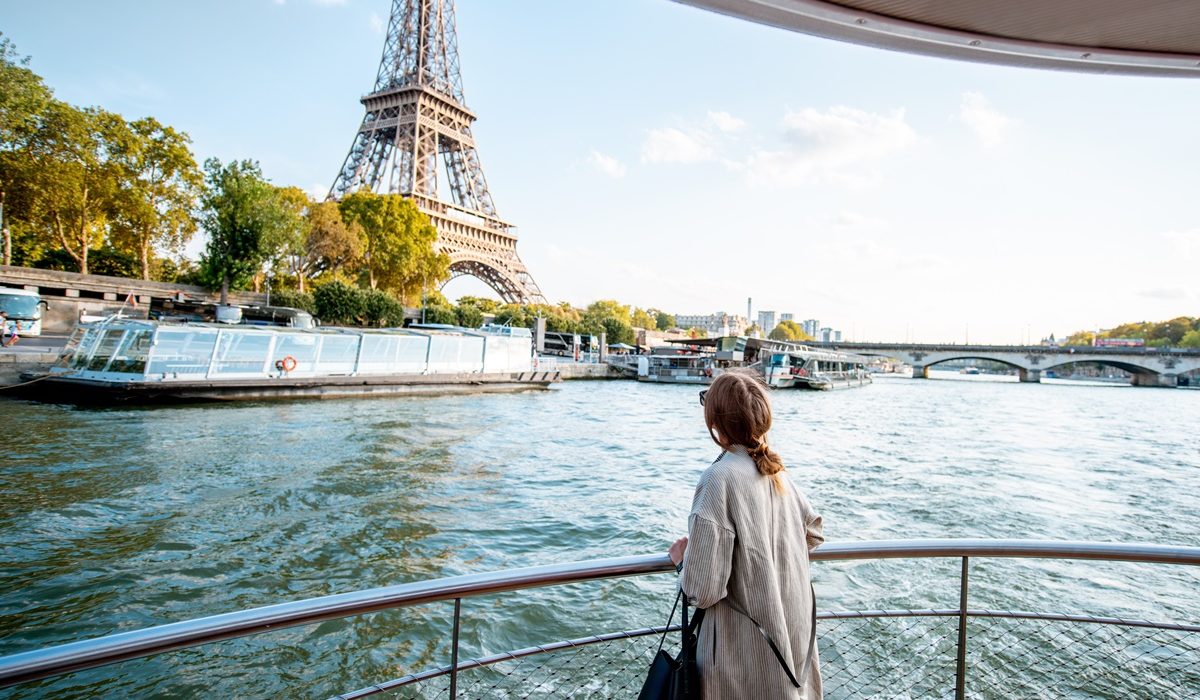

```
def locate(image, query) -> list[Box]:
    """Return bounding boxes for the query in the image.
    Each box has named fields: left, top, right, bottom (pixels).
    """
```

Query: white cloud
left=641, top=127, right=715, bottom=164
left=707, top=110, right=746, bottom=133
left=745, top=106, right=916, bottom=187
left=958, top=91, right=1017, bottom=148
left=833, top=211, right=889, bottom=230
left=586, top=150, right=627, bottom=178
left=369, top=12, right=385, bottom=33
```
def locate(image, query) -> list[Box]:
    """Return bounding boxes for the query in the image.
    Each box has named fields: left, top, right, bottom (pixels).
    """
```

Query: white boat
left=19, top=317, right=558, bottom=404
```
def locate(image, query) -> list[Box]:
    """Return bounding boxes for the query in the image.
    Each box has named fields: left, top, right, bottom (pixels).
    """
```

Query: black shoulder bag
left=638, top=589, right=706, bottom=700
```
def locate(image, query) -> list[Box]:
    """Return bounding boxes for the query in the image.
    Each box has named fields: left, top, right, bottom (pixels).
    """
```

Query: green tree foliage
left=631, top=308, right=656, bottom=330
left=421, top=303, right=458, bottom=325
left=363, top=288, right=407, bottom=327
left=268, top=289, right=315, bottom=313
left=600, top=316, right=635, bottom=346
left=1064, top=316, right=1199, bottom=347
left=456, top=295, right=500, bottom=313
left=338, top=191, right=449, bottom=302
left=107, top=117, right=203, bottom=279
left=654, top=310, right=676, bottom=331
left=261, top=185, right=309, bottom=290
left=745, top=323, right=762, bottom=337
left=1180, top=330, right=1200, bottom=348
left=769, top=319, right=813, bottom=341
left=313, top=280, right=366, bottom=325
left=294, top=200, right=362, bottom=292
left=199, top=158, right=290, bottom=303
left=455, top=304, right=484, bottom=329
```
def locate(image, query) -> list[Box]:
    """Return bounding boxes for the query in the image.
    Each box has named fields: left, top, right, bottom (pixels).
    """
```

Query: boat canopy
left=675, top=0, right=1200, bottom=77
left=55, top=319, right=533, bottom=383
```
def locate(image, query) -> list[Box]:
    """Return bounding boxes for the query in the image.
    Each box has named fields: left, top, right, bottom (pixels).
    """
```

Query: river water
left=1, top=375, right=1197, bottom=698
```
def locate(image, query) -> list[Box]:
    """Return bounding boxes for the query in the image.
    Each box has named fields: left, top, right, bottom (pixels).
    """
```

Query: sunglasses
left=699, top=389, right=707, bottom=406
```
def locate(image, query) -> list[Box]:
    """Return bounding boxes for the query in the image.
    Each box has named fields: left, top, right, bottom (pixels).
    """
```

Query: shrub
left=455, top=304, right=484, bottom=329
left=270, top=289, right=316, bottom=313
left=313, top=281, right=366, bottom=326
left=363, top=289, right=406, bottom=327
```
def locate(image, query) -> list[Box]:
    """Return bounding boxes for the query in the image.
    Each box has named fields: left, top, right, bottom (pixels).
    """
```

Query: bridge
left=809, top=342, right=1200, bottom=387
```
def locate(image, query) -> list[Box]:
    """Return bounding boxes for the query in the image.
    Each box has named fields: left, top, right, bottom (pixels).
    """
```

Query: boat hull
left=15, top=371, right=560, bottom=406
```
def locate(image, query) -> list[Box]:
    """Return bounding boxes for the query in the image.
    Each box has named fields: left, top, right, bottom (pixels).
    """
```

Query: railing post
left=955, top=556, right=969, bottom=700
left=449, top=598, right=462, bottom=699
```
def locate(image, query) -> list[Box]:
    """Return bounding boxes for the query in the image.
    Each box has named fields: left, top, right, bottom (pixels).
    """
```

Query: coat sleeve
left=795, top=487, right=825, bottom=552
left=680, top=513, right=736, bottom=609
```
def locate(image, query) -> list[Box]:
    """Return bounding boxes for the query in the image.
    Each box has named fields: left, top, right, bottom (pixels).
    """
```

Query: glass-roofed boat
left=18, top=317, right=558, bottom=404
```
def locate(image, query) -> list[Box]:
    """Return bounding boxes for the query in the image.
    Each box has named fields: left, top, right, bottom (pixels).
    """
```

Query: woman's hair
left=703, top=368, right=786, bottom=492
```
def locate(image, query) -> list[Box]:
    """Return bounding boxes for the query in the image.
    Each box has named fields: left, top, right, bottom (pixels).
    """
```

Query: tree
left=455, top=304, right=484, bottom=329
left=107, top=117, right=202, bottom=279
left=337, top=191, right=449, bottom=302
left=1180, top=330, right=1200, bottom=348
left=18, top=103, right=129, bottom=274
left=654, top=310, right=675, bottom=331
left=769, top=319, right=813, bottom=341
left=198, top=158, right=289, bottom=303
left=261, top=185, right=309, bottom=291
left=600, top=316, right=634, bottom=346
left=456, top=295, right=500, bottom=313
left=631, top=308, right=656, bottom=330
left=294, top=200, right=362, bottom=292
left=745, top=323, right=762, bottom=337
left=363, top=288, right=407, bottom=327
left=0, top=34, right=54, bottom=266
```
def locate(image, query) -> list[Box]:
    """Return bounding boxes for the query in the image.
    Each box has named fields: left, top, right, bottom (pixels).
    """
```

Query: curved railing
left=1, top=539, right=1198, bottom=698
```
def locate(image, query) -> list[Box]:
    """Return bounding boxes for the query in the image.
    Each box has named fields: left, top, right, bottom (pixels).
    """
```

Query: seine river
left=1, top=375, right=1197, bottom=698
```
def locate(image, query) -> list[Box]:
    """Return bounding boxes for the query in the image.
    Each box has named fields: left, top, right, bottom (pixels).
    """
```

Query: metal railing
left=2, top=539, right=1198, bottom=698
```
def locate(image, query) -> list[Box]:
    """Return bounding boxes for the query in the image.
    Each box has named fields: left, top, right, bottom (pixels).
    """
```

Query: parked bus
left=0, top=287, right=47, bottom=337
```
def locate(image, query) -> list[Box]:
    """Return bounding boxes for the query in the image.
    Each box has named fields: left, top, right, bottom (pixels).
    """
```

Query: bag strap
left=724, top=583, right=817, bottom=689
left=654, top=589, right=684, bottom=656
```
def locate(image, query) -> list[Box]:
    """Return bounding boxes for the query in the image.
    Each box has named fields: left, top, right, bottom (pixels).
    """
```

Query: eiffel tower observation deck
left=329, top=0, right=547, bottom=305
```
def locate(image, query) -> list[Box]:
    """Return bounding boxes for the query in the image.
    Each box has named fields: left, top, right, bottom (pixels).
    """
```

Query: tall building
left=780, top=313, right=794, bottom=324
left=802, top=319, right=820, bottom=338
left=675, top=312, right=748, bottom=337
left=758, top=311, right=777, bottom=334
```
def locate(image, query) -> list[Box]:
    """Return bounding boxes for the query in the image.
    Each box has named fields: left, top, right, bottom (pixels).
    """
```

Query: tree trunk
left=140, top=239, right=151, bottom=280
left=221, top=274, right=229, bottom=306
left=2, top=227, right=9, bottom=267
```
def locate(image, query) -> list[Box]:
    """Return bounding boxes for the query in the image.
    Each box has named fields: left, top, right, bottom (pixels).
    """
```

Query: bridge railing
left=1, top=540, right=1198, bottom=699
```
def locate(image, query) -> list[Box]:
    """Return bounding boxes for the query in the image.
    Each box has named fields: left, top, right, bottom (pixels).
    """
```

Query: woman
left=669, top=369, right=824, bottom=699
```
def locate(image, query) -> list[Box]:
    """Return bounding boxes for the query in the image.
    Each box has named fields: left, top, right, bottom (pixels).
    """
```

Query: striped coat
left=680, top=446, right=824, bottom=699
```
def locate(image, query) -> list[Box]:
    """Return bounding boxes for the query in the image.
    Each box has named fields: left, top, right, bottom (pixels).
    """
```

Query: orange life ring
left=275, top=355, right=298, bottom=372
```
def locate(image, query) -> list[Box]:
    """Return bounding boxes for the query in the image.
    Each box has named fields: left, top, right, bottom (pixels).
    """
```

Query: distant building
left=833, top=330, right=842, bottom=342
left=675, top=312, right=748, bottom=337
left=819, top=327, right=833, bottom=342
left=802, top=319, right=820, bottom=338
left=780, top=313, right=793, bottom=324
left=758, top=311, right=777, bottom=334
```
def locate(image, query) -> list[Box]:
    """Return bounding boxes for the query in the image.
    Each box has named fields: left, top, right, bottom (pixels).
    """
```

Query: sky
left=3, top=0, right=1199, bottom=343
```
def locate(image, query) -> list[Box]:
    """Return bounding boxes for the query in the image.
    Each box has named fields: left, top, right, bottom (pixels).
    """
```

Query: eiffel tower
left=329, top=0, right=546, bottom=305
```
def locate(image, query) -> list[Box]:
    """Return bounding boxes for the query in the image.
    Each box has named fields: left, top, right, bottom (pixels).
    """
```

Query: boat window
left=315, top=334, right=360, bottom=374
left=396, top=335, right=429, bottom=371
left=69, top=327, right=103, bottom=369
left=212, top=331, right=273, bottom=374
left=428, top=335, right=484, bottom=373
left=86, top=329, right=126, bottom=371
left=108, top=329, right=152, bottom=374
left=770, top=353, right=788, bottom=367
left=273, top=332, right=318, bottom=370
left=147, top=328, right=219, bottom=376
left=358, top=334, right=399, bottom=374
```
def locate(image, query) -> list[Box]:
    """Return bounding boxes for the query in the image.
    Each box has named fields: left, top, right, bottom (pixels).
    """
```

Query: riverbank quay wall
left=553, top=362, right=624, bottom=380
left=0, top=265, right=269, bottom=334
left=812, top=341, right=1200, bottom=387
left=0, top=350, right=58, bottom=386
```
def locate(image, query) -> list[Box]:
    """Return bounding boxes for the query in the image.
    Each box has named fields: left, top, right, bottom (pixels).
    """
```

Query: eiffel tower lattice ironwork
left=329, top=0, right=546, bottom=305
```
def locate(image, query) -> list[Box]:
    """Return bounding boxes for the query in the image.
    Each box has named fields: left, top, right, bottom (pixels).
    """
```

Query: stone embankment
left=0, top=350, right=58, bottom=387
left=553, top=362, right=625, bottom=380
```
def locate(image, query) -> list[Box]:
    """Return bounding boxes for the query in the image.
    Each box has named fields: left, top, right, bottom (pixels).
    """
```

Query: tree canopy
left=769, top=319, right=813, bottom=342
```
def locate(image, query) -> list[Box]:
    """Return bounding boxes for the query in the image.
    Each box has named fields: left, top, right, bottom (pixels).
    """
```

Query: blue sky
left=4, top=0, right=1199, bottom=342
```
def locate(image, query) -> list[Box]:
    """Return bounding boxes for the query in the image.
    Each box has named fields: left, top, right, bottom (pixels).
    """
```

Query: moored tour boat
left=17, top=318, right=558, bottom=405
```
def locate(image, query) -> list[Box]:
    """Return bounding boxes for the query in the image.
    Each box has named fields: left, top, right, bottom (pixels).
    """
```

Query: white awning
left=674, top=0, right=1200, bottom=77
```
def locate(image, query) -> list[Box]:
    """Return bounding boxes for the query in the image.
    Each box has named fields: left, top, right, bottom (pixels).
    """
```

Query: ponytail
left=748, top=437, right=786, bottom=493
left=705, top=369, right=788, bottom=494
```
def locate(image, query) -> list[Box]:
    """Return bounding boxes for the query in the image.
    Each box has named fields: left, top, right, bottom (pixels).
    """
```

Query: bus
left=0, top=288, right=47, bottom=338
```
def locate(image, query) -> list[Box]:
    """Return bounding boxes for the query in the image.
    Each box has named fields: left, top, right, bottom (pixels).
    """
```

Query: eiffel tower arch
left=329, top=0, right=547, bottom=305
